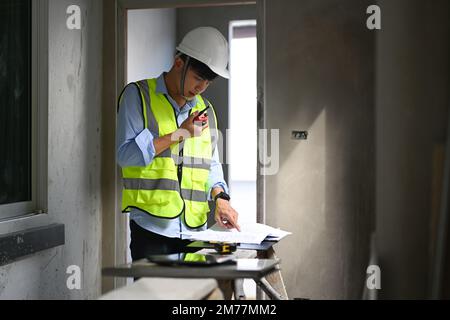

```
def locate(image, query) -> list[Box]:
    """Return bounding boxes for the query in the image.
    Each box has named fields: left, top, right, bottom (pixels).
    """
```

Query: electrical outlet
left=292, top=131, right=308, bottom=140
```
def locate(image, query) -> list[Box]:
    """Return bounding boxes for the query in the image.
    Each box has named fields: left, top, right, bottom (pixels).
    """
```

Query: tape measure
left=212, top=242, right=237, bottom=255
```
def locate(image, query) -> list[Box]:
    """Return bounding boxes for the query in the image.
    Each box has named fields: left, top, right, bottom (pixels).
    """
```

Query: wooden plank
left=100, top=278, right=219, bottom=300
left=429, top=143, right=445, bottom=288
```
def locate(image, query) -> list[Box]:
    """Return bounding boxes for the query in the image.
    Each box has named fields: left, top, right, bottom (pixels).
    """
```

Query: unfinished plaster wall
left=264, top=0, right=375, bottom=299
left=375, top=0, right=450, bottom=299
left=127, top=8, right=176, bottom=82
left=0, top=0, right=102, bottom=299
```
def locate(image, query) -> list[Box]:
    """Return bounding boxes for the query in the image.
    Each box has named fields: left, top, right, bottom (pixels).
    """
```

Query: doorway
left=102, top=0, right=263, bottom=295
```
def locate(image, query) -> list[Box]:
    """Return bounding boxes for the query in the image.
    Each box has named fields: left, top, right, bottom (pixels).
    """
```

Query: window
left=0, top=0, right=47, bottom=221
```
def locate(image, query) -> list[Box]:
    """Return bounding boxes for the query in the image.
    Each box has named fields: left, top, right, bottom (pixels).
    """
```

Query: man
left=117, top=27, right=240, bottom=261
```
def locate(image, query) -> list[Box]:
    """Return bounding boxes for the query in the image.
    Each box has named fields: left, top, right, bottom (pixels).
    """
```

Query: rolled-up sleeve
left=117, top=84, right=156, bottom=168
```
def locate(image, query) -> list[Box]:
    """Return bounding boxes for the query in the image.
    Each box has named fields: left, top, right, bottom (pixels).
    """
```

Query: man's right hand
left=155, top=112, right=209, bottom=156
left=178, top=111, right=209, bottom=139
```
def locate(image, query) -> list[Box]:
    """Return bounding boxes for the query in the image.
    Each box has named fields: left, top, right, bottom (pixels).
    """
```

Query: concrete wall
left=0, top=0, right=446, bottom=301
left=127, top=8, right=176, bottom=82
left=375, top=0, right=450, bottom=299
left=264, top=0, right=375, bottom=299
left=0, top=0, right=102, bottom=299
left=177, top=4, right=257, bottom=183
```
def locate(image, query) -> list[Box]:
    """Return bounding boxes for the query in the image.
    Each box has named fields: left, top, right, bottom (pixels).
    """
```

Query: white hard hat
left=177, top=27, right=230, bottom=79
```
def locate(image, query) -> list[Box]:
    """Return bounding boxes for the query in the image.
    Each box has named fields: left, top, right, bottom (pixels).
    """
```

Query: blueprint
left=181, top=223, right=292, bottom=245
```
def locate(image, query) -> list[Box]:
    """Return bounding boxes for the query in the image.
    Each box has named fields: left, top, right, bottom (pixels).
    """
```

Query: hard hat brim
left=177, top=46, right=230, bottom=80
left=208, top=64, right=230, bottom=80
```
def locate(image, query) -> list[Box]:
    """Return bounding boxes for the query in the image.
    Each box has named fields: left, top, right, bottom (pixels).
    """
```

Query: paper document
left=181, top=223, right=292, bottom=245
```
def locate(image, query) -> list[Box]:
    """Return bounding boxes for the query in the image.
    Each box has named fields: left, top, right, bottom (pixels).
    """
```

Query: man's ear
left=174, top=56, right=184, bottom=71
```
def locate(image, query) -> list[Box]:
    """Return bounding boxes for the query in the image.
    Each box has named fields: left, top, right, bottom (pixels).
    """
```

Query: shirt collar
left=156, top=73, right=197, bottom=113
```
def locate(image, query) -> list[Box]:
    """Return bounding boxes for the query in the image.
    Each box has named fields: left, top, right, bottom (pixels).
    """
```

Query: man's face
left=181, top=68, right=211, bottom=100
left=175, top=57, right=212, bottom=100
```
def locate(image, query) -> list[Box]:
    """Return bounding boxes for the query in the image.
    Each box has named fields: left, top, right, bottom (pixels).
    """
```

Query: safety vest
left=120, top=78, right=218, bottom=228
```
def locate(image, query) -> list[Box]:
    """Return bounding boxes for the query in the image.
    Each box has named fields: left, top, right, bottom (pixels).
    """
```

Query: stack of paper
left=181, top=223, right=292, bottom=245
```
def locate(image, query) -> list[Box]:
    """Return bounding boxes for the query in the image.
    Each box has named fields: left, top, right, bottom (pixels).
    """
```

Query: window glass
left=0, top=0, right=32, bottom=205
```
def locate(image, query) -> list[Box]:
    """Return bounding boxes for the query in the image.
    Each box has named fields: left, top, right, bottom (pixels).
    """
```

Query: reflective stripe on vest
left=121, top=78, right=218, bottom=228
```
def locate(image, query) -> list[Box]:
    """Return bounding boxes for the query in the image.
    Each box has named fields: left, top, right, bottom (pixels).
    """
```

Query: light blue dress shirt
left=117, top=73, right=229, bottom=239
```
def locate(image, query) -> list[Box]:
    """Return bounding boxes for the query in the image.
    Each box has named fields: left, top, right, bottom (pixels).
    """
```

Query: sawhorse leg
left=234, top=279, right=246, bottom=300
left=217, top=279, right=247, bottom=300
left=255, top=276, right=284, bottom=300
left=257, top=247, right=289, bottom=300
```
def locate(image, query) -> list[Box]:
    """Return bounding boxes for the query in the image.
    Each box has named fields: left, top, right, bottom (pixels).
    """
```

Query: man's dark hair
left=177, top=52, right=218, bottom=82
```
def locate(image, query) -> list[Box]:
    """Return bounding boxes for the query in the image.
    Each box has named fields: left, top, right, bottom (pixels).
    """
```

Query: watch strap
left=214, top=192, right=230, bottom=202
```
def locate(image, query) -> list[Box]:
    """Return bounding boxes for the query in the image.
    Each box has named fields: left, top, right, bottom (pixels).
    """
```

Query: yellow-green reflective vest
left=120, top=78, right=218, bottom=229
left=183, top=253, right=207, bottom=263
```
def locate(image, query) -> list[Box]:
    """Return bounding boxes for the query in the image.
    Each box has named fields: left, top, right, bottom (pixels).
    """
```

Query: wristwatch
left=214, top=192, right=231, bottom=203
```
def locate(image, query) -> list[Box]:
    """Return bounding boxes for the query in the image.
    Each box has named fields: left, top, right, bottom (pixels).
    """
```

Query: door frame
left=101, top=0, right=265, bottom=293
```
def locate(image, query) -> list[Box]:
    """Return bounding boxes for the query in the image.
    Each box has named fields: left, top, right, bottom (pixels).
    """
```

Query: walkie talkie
left=193, top=106, right=210, bottom=126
